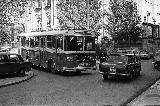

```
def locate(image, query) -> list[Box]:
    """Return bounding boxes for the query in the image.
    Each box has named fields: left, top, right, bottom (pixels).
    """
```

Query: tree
left=105, top=0, right=143, bottom=45
left=0, top=0, right=27, bottom=44
left=56, top=0, right=102, bottom=31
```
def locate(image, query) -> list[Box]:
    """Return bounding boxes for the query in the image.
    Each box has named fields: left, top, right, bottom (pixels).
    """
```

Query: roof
left=18, top=30, right=96, bottom=37
left=18, top=30, right=68, bottom=37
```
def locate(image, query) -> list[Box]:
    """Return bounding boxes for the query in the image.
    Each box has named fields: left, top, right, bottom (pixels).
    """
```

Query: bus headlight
left=66, top=56, right=74, bottom=62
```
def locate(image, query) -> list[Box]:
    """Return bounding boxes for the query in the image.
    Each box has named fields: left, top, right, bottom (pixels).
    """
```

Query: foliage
left=106, top=0, right=143, bottom=44
left=0, top=0, right=27, bottom=44
left=56, top=0, right=102, bottom=31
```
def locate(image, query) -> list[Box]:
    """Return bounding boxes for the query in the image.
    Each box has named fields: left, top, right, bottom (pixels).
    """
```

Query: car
left=99, top=53, right=141, bottom=80
left=153, top=52, right=160, bottom=70
left=139, top=51, right=152, bottom=59
left=0, top=53, right=32, bottom=77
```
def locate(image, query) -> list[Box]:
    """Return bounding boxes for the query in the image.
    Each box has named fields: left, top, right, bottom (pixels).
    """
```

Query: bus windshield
left=64, top=36, right=95, bottom=51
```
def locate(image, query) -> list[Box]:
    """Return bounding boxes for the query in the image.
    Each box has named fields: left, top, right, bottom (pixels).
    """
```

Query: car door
left=0, top=55, right=8, bottom=75
left=7, top=54, right=21, bottom=73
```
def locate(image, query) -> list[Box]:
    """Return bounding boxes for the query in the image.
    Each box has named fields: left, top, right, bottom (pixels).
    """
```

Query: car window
left=8, top=55, right=20, bottom=62
left=128, top=56, right=135, bottom=63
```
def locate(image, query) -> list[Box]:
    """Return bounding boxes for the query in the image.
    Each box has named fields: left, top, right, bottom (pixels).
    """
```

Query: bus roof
left=18, top=30, right=96, bottom=37
left=18, top=30, right=68, bottom=37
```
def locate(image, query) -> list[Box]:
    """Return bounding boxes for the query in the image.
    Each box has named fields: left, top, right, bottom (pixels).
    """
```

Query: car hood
left=101, top=61, right=126, bottom=68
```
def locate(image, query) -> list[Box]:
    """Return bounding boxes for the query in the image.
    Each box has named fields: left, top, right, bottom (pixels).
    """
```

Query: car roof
left=0, top=52, right=19, bottom=55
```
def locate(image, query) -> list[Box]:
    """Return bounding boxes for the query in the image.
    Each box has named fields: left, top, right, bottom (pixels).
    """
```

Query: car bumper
left=99, top=71, right=130, bottom=77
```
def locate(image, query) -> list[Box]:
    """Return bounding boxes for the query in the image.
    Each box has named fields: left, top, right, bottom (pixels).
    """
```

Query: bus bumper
left=62, top=65, right=97, bottom=72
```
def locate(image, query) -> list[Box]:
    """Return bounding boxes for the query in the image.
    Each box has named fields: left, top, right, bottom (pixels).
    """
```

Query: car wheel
left=102, top=75, right=108, bottom=80
left=18, top=68, right=26, bottom=77
left=76, top=70, right=81, bottom=74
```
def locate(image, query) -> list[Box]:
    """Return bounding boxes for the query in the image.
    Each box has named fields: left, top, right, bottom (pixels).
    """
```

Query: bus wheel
left=49, top=62, right=57, bottom=74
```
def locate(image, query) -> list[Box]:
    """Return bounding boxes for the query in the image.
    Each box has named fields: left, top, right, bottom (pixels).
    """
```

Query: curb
left=0, top=71, right=34, bottom=88
left=121, top=76, right=160, bottom=105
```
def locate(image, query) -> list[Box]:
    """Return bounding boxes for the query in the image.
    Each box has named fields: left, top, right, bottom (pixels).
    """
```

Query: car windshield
left=106, top=55, right=128, bottom=63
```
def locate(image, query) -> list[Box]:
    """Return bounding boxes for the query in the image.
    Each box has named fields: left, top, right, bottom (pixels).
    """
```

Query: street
left=0, top=59, right=160, bottom=105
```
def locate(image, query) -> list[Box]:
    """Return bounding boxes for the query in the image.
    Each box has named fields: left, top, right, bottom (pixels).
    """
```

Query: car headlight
left=66, top=56, right=74, bottom=62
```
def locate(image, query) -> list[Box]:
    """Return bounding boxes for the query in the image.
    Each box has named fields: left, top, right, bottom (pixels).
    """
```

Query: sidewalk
left=0, top=71, right=34, bottom=88
left=128, top=79, right=160, bottom=106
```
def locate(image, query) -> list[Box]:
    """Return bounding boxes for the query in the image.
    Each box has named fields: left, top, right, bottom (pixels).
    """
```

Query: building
left=21, top=0, right=59, bottom=33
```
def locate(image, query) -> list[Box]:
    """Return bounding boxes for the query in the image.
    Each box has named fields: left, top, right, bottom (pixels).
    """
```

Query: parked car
left=139, top=51, right=152, bottom=59
left=153, top=52, right=160, bottom=70
left=0, top=53, right=32, bottom=77
left=99, top=53, right=141, bottom=80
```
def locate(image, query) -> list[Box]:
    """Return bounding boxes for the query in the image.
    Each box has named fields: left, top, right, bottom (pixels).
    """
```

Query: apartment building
left=23, top=0, right=59, bottom=32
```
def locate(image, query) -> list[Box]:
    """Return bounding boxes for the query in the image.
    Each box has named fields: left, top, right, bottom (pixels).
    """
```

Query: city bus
left=17, top=29, right=97, bottom=74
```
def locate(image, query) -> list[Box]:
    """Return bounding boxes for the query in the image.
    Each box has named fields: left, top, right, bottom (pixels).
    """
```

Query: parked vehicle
left=99, top=53, right=141, bottom=80
left=0, top=53, right=32, bottom=77
left=153, top=52, right=160, bottom=70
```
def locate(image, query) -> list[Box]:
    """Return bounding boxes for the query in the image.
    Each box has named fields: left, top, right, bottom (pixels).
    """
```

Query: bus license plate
left=110, top=68, right=116, bottom=73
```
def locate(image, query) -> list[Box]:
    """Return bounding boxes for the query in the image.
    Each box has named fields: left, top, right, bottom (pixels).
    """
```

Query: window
left=84, top=36, right=95, bottom=51
left=40, top=37, right=45, bottom=48
left=21, top=37, right=26, bottom=46
left=30, top=37, right=34, bottom=48
left=35, top=37, right=39, bottom=47
left=9, top=55, right=20, bottom=62
left=64, top=36, right=81, bottom=51
left=26, top=38, right=29, bottom=47
left=57, top=35, right=63, bottom=50
left=52, top=36, right=56, bottom=49
left=47, top=36, right=52, bottom=48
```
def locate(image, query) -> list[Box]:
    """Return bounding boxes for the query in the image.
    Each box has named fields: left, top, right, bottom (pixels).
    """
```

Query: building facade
left=22, top=0, right=59, bottom=33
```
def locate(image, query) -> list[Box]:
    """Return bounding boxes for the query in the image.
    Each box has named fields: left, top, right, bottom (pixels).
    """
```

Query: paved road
left=0, top=60, right=160, bottom=105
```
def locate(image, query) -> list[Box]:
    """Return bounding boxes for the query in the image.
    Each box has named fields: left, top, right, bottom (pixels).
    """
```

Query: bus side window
left=47, top=36, right=52, bottom=48
left=35, top=37, right=39, bottom=47
left=52, top=36, right=56, bottom=49
left=57, top=35, right=63, bottom=50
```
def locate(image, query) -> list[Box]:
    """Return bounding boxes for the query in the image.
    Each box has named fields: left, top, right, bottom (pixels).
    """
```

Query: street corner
left=0, top=71, right=34, bottom=88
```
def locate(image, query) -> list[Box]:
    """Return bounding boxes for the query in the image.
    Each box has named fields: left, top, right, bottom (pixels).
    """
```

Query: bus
left=17, top=29, right=97, bottom=74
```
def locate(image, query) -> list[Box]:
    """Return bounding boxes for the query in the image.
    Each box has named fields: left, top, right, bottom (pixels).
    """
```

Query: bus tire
left=48, top=60, right=57, bottom=74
